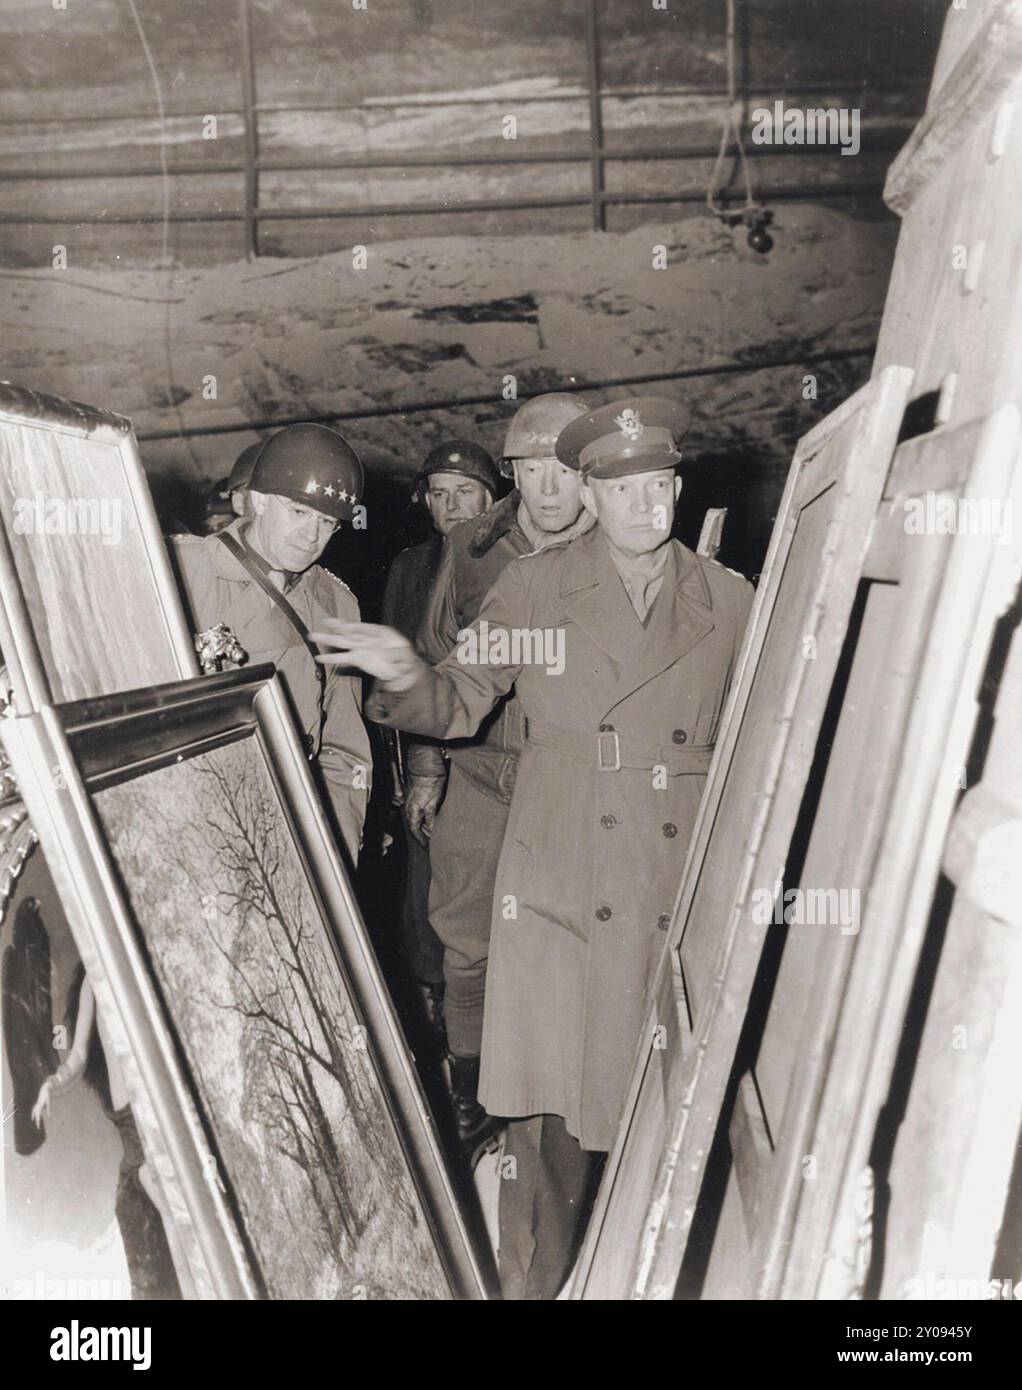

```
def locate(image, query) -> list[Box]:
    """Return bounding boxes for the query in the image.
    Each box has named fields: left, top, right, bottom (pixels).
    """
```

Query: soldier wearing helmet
left=382, top=440, right=501, bottom=642
left=312, top=395, right=754, bottom=1298
left=379, top=439, right=501, bottom=1041
left=196, top=441, right=261, bottom=535
left=226, top=441, right=260, bottom=518
left=397, top=394, right=595, bottom=1164
left=168, top=423, right=372, bottom=865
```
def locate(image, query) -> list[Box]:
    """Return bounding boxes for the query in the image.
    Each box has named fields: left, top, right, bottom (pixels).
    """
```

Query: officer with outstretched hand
left=310, top=396, right=754, bottom=1298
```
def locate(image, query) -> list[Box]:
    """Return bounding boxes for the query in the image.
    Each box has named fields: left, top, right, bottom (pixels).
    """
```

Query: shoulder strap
left=216, top=532, right=326, bottom=753
left=216, top=530, right=317, bottom=650
left=218, top=528, right=329, bottom=756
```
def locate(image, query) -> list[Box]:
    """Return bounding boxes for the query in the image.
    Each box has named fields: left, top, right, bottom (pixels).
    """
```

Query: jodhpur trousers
left=427, top=764, right=508, bottom=1057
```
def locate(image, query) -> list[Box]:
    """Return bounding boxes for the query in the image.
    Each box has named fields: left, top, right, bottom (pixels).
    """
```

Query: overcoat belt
left=368, top=526, right=753, bottom=1150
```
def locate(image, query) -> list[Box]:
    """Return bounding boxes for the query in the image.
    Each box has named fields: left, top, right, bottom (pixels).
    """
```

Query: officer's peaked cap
left=555, top=396, right=689, bottom=480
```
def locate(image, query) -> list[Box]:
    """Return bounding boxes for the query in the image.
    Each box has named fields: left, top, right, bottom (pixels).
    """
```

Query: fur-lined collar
left=468, top=489, right=522, bottom=557
left=466, top=490, right=596, bottom=557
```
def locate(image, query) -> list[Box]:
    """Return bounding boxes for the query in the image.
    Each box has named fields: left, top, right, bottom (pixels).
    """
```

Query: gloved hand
left=404, top=773, right=446, bottom=848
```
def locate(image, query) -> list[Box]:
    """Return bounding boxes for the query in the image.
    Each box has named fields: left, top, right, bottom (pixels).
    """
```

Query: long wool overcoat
left=369, top=525, right=753, bottom=1150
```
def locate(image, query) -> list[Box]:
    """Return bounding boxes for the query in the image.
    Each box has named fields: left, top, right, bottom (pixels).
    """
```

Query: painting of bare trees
left=93, top=738, right=449, bottom=1299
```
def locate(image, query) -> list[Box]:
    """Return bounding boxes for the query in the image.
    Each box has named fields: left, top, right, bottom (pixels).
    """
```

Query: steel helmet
left=500, top=392, right=590, bottom=477
left=249, top=423, right=364, bottom=522
left=417, top=439, right=501, bottom=498
left=227, top=441, right=260, bottom=494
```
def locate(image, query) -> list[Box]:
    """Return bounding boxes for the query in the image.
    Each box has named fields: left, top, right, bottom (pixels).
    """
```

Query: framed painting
left=571, top=364, right=914, bottom=1300
left=0, top=383, right=197, bottom=714
left=1, top=665, right=493, bottom=1299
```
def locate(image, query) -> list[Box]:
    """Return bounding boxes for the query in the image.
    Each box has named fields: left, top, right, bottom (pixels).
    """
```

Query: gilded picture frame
left=1, top=665, right=493, bottom=1299
left=0, top=383, right=198, bottom=714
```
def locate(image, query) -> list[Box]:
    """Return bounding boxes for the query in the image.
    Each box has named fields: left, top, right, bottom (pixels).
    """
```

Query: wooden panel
left=755, top=581, right=902, bottom=1130
left=705, top=408, right=1022, bottom=1300
left=874, top=425, right=1022, bottom=1298
left=572, top=366, right=913, bottom=1300
left=875, top=16, right=1022, bottom=435
left=885, top=0, right=1022, bottom=214
left=680, top=487, right=833, bottom=1016
left=869, top=0, right=1022, bottom=1301
left=701, top=1162, right=756, bottom=1301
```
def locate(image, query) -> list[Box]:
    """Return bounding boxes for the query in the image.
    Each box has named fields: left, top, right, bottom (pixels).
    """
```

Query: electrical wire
left=126, top=0, right=197, bottom=465
left=706, top=0, right=759, bottom=220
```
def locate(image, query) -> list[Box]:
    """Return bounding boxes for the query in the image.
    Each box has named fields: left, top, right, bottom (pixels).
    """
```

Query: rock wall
left=0, top=200, right=896, bottom=589
left=0, top=0, right=941, bottom=262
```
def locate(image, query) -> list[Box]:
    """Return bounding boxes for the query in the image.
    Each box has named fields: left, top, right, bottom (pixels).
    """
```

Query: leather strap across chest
left=216, top=530, right=326, bottom=753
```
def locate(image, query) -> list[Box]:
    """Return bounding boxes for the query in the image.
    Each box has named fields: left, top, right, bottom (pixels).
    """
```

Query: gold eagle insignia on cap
left=614, top=407, right=644, bottom=440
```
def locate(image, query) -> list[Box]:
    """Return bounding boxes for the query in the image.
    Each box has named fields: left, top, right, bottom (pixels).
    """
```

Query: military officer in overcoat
left=169, top=423, right=372, bottom=865
left=311, top=398, right=754, bottom=1297
left=408, top=395, right=594, bottom=1161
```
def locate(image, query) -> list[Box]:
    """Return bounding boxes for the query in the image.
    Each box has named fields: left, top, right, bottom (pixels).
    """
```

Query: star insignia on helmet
left=614, top=408, right=643, bottom=441
left=337, top=489, right=350, bottom=504
left=305, top=479, right=320, bottom=494
left=323, top=484, right=336, bottom=497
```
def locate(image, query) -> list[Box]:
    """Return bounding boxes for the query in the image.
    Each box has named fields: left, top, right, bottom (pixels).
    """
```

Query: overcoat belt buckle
left=597, top=729, right=621, bottom=772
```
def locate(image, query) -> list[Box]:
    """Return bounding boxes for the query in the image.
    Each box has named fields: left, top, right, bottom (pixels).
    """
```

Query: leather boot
left=448, top=1052, right=504, bottom=1166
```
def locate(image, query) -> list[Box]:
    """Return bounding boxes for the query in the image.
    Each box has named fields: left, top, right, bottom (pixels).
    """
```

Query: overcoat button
left=662, top=822, right=678, bottom=838
left=599, top=722, right=615, bottom=732
left=596, top=906, right=612, bottom=922
left=672, top=729, right=687, bottom=744
left=657, top=913, right=671, bottom=931
left=600, top=814, right=617, bottom=829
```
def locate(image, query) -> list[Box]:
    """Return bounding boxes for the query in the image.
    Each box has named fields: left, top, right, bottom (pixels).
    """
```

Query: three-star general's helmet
left=249, top=423, right=364, bottom=521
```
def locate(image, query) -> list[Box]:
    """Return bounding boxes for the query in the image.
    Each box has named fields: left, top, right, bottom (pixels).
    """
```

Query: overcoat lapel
left=558, top=528, right=641, bottom=671
left=611, top=542, right=715, bottom=705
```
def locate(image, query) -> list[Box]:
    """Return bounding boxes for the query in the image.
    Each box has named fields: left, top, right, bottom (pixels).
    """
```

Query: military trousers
left=498, top=1113, right=605, bottom=1300
left=427, top=763, right=509, bottom=1057
left=398, top=818, right=445, bottom=987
